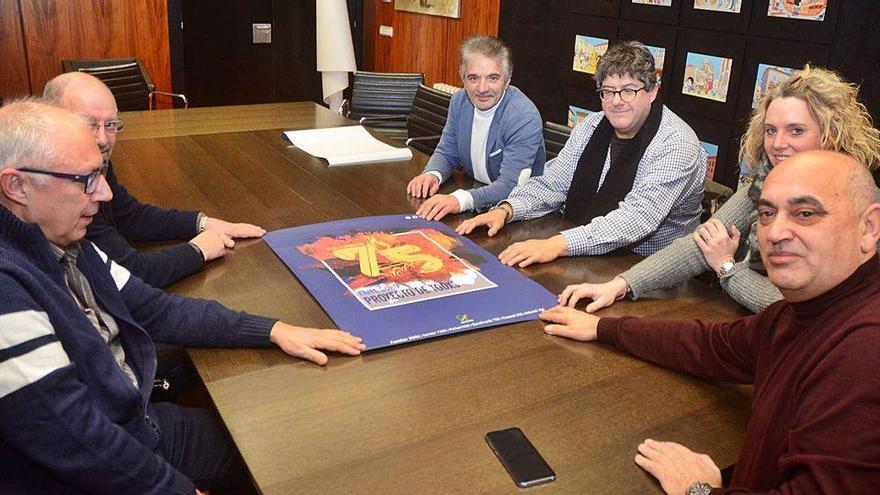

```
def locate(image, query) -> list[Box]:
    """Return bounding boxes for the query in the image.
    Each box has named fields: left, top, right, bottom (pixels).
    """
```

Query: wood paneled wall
left=0, top=0, right=171, bottom=99
left=0, top=0, right=31, bottom=97
left=363, top=0, right=500, bottom=86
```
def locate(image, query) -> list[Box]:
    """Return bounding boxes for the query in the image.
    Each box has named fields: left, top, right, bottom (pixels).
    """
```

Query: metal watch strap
left=717, top=258, right=736, bottom=279
left=685, top=481, right=713, bottom=495
left=196, top=212, right=207, bottom=233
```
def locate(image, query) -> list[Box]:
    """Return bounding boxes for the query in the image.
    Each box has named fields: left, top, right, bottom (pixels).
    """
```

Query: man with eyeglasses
left=43, top=71, right=265, bottom=289
left=457, top=41, right=707, bottom=268
left=0, top=100, right=365, bottom=493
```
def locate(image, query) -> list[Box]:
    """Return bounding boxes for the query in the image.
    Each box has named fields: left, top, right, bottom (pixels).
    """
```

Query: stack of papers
left=283, top=125, right=413, bottom=166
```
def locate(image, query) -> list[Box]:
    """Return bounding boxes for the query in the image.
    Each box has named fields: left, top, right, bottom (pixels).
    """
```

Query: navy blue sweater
left=0, top=204, right=275, bottom=494
left=85, top=162, right=204, bottom=288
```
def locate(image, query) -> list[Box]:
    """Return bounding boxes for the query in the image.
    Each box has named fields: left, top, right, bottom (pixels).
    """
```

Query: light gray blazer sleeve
left=620, top=186, right=782, bottom=312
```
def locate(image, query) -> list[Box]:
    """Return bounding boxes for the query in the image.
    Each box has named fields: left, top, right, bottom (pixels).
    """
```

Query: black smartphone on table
left=485, top=427, right=556, bottom=488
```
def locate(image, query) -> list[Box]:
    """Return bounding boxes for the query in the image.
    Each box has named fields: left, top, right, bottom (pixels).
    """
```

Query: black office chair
left=405, top=84, right=453, bottom=155
left=61, top=58, right=187, bottom=111
left=343, top=71, right=424, bottom=142
left=543, top=121, right=572, bottom=161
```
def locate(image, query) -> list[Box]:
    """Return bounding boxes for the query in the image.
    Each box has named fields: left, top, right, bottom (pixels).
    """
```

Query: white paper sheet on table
left=283, top=125, right=413, bottom=166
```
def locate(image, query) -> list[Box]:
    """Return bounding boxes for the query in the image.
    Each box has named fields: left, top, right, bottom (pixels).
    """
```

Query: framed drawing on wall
left=670, top=29, right=746, bottom=121
left=621, top=0, right=682, bottom=25
left=681, top=113, right=736, bottom=185
left=394, top=0, right=460, bottom=18
left=567, top=15, right=618, bottom=89
left=749, top=0, right=840, bottom=43
left=566, top=85, right=603, bottom=121
left=681, top=0, right=755, bottom=33
left=570, top=0, right=622, bottom=18
left=619, top=20, right=678, bottom=101
left=734, top=38, right=830, bottom=127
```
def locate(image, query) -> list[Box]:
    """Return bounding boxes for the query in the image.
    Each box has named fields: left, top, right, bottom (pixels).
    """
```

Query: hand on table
left=498, top=235, right=568, bottom=268
left=693, top=218, right=740, bottom=272
left=416, top=193, right=460, bottom=221
left=407, top=173, right=440, bottom=198
left=204, top=217, right=266, bottom=239
left=455, top=207, right=508, bottom=237
left=634, top=439, right=721, bottom=495
left=540, top=305, right=600, bottom=341
left=269, top=322, right=366, bottom=366
left=558, top=276, right=629, bottom=313
left=190, top=231, right=234, bottom=262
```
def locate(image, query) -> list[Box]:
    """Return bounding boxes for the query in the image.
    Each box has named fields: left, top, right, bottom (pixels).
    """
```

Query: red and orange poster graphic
left=298, top=229, right=496, bottom=310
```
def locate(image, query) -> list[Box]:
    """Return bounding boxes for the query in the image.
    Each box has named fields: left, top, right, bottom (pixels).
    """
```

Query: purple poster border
left=264, top=215, right=559, bottom=350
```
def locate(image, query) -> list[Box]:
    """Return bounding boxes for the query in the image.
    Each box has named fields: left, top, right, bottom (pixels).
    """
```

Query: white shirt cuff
left=451, top=189, right=474, bottom=212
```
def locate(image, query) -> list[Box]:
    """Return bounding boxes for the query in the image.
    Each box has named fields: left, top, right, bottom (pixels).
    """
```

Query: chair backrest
left=702, top=178, right=734, bottom=222
left=543, top=121, right=572, bottom=161
left=61, top=58, right=154, bottom=111
left=349, top=71, right=424, bottom=129
left=406, top=84, right=452, bottom=156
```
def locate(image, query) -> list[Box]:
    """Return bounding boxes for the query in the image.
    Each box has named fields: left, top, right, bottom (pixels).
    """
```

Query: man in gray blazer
left=407, top=35, right=545, bottom=221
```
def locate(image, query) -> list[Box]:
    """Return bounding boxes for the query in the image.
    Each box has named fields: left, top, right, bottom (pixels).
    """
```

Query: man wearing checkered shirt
left=457, top=41, right=707, bottom=268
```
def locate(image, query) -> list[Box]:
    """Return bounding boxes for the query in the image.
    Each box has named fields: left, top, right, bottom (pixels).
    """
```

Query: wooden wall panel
left=362, top=0, right=499, bottom=86
left=17, top=0, right=171, bottom=96
left=0, top=0, right=31, bottom=97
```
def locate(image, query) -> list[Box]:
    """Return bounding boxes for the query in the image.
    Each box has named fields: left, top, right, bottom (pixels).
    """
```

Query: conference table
left=117, top=102, right=751, bottom=494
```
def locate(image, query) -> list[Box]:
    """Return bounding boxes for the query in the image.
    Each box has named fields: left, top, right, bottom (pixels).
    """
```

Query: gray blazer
left=424, top=85, right=545, bottom=211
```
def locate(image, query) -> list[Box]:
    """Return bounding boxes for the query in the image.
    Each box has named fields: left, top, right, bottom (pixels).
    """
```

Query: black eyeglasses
left=86, top=119, right=125, bottom=135
left=597, top=87, right=647, bottom=103
left=18, top=163, right=109, bottom=194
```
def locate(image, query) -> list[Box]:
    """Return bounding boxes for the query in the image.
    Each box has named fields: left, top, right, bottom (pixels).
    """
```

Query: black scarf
left=563, top=99, right=664, bottom=225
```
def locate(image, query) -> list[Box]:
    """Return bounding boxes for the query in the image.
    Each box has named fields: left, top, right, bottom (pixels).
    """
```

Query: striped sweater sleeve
left=0, top=271, right=195, bottom=494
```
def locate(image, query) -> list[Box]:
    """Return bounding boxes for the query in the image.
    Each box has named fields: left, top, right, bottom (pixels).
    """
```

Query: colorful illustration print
left=567, top=105, right=592, bottom=128
left=700, top=141, right=719, bottom=180
left=767, top=0, right=827, bottom=21
left=573, top=35, right=609, bottom=75
left=646, top=45, right=666, bottom=87
left=753, top=64, right=796, bottom=108
left=682, top=52, right=733, bottom=103
left=298, top=229, right=496, bottom=310
left=693, top=0, right=742, bottom=13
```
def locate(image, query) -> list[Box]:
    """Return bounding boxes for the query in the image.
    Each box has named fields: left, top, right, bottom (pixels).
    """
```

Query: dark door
left=181, top=0, right=275, bottom=107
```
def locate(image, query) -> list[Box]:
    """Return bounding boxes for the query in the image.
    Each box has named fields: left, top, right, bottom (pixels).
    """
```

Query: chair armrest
left=149, top=91, right=189, bottom=109
left=358, top=114, right=408, bottom=124
left=405, top=135, right=442, bottom=144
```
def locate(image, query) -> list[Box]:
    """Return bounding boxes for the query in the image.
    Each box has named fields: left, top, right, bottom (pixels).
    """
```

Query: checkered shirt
left=506, top=106, right=707, bottom=256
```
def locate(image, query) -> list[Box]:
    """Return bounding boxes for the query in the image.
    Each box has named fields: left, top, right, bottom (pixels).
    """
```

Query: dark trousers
left=152, top=402, right=254, bottom=494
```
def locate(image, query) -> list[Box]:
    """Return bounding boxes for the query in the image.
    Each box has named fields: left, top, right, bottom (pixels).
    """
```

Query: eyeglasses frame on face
left=17, top=162, right=109, bottom=194
left=596, top=86, right=647, bottom=103
left=86, top=119, right=125, bottom=135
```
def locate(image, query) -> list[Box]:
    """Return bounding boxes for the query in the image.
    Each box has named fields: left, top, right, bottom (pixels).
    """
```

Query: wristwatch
left=491, top=202, right=513, bottom=222
left=716, top=258, right=735, bottom=279
left=196, top=212, right=208, bottom=233
left=686, top=481, right=713, bottom=495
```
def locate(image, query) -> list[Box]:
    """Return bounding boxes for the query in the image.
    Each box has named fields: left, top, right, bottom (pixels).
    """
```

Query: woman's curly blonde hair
left=740, top=64, right=880, bottom=173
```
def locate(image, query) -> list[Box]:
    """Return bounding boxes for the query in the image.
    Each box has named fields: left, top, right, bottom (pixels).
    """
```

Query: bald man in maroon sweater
left=539, top=150, right=880, bottom=494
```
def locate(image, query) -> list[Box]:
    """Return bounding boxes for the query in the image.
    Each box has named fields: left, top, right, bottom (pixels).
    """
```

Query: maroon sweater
left=597, top=259, right=880, bottom=493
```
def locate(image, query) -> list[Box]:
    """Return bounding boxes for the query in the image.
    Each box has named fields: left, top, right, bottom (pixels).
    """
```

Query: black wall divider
left=502, top=0, right=879, bottom=188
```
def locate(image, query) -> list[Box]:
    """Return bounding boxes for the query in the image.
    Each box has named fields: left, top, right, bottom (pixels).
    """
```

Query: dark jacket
left=85, top=162, right=204, bottom=288
left=0, top=204, right=275, bottom=494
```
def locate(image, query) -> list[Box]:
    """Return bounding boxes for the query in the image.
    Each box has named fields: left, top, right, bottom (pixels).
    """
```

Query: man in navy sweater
left=0, top=100, right=365, bottom=493
left=43, top=71, right=265, bottom=289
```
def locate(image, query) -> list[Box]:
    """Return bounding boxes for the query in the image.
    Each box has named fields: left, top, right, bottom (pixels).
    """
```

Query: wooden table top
left=113, top=102, right=751, bottom=494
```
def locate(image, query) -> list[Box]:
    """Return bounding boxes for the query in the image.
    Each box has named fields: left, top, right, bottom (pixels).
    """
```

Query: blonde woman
left=560, top=65, right=880, bottom=313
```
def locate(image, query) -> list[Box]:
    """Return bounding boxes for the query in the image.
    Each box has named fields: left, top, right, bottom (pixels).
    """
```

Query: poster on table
left=265, top=215, right=558, bottom=350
